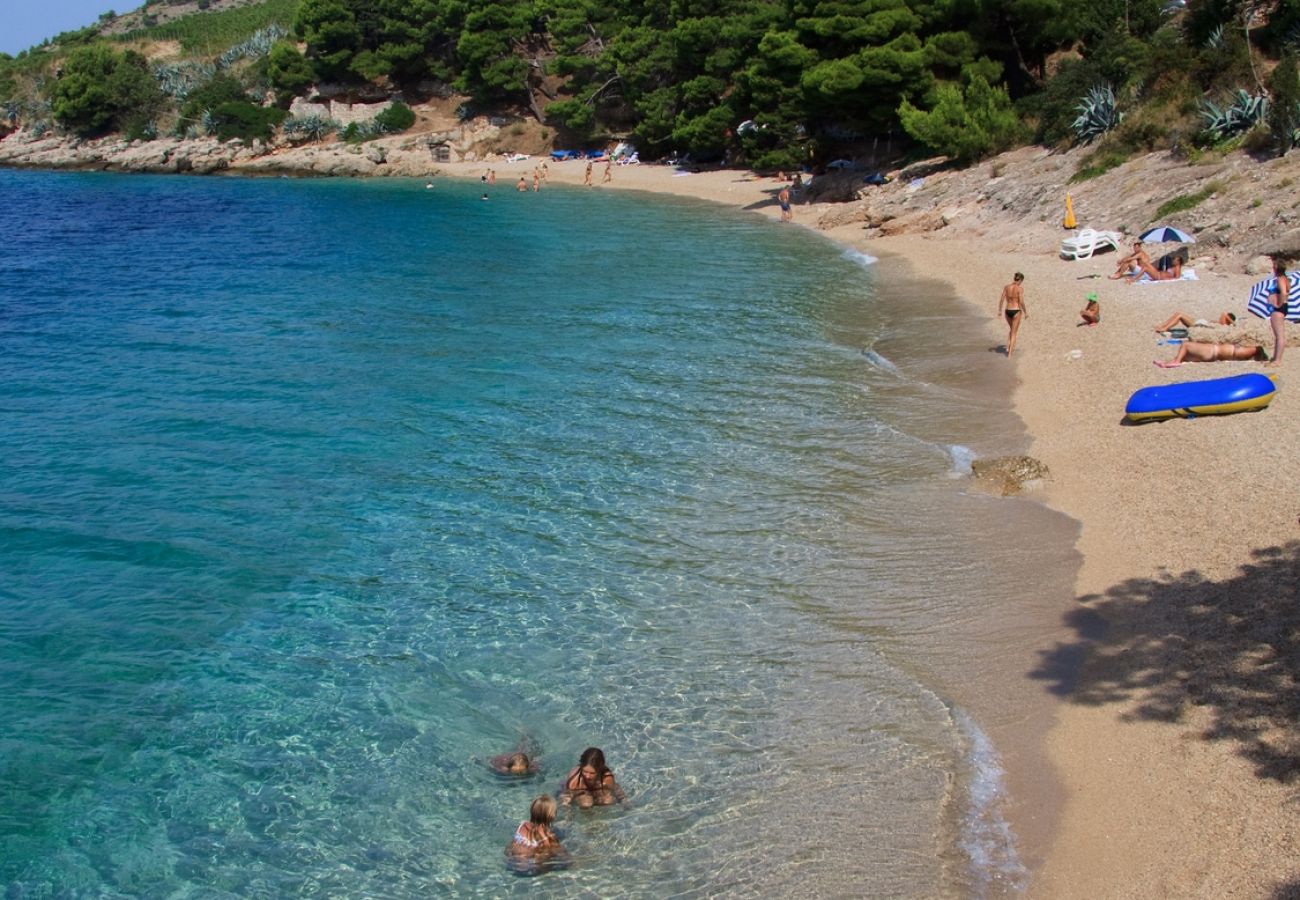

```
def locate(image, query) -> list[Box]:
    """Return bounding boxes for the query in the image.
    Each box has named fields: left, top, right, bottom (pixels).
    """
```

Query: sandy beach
left=431, top=154, right=1300, bottom=896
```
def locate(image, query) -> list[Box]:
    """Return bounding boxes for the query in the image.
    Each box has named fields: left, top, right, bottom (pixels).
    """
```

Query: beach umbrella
left=1140, top=225, right=1196, bottom=244
left=1246, top=272, right=1300, bottom=321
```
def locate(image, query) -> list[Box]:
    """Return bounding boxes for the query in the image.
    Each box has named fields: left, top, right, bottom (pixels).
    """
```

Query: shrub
left=1154, top=181, right=1222, bottom=218
left=1071, top=144, right=1130, bottom=182
left=1267, top=54, right=1300, bottom=153
left=266, top=41, right=313, bottom=104
left=210, top=100, right=285, bottom=142
left=373, top=101, right=415, bottom=134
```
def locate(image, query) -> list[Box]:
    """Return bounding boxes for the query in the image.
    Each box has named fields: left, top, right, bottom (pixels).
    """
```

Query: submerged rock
left=971, top=455, right=1049, bottom=496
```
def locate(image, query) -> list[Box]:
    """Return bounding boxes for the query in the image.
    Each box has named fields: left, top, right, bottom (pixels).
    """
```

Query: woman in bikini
left=1154, top=340, right=1267, bottom=367
left=1268, top=257, right=1289, bottom=367
left=559, top=747, right=626, bottom=808
left=1153, top=311, right=1236, bottom=332
left=997, top=272, right=1027, bottom=357
left=1126, top=255, right=1182, bottom=283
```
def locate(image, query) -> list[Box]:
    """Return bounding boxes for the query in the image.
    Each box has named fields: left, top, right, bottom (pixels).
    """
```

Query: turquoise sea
left=0, top=168, right=1078, bottom=897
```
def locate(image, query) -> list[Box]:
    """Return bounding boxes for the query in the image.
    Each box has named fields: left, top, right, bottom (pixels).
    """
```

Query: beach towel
left=1134, top=267, right=1198, bottom=284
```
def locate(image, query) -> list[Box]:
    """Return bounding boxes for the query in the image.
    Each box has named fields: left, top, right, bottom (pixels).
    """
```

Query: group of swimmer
left=492, top=745, right=626, bottom=874
left=996, top=254, right=1290, bottom=367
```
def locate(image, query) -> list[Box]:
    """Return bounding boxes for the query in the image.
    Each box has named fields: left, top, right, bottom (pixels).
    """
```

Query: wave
left=862, top=347, right=901, bottom=376
left=842, top=248, right=878, bottom=268
left=947, top=444, right=976, bottom=477
left=954, top=709, right=1029, bottom=898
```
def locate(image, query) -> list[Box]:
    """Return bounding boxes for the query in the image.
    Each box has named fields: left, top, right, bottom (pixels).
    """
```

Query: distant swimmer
left=425, top=182, right=434, bottom=189
left=481, top=193, right=489, bottom=201
left=489, top=750, right=539, bottom=775
left=517, top=176, right=528, bottom=192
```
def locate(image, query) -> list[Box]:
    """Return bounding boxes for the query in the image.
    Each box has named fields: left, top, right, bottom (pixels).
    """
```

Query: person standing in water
left=997, top=272, right=1027, bottom=357
left=1268, top=256, right=1289, bottom=367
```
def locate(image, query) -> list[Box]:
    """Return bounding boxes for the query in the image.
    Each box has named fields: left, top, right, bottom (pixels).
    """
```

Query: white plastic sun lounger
left=1060, top=229, right=1123, bottom=260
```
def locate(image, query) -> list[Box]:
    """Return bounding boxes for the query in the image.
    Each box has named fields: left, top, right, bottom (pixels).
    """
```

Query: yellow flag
left=1063, top=193, right=1077, bottom=229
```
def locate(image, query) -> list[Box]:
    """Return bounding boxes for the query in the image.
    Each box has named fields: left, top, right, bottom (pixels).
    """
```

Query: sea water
left=0, top=169, right=1078, bottom=897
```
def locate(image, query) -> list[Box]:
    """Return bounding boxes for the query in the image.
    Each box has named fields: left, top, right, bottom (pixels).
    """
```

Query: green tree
left=51, top=43, right=164, bottom=136
left=1268, top=53, right=1300, bottom=153
left=295, top=0, right=363, bottom=82
left=898, top=67, right=1025, bottom=161
left=267, top=41, right=315, bottom=102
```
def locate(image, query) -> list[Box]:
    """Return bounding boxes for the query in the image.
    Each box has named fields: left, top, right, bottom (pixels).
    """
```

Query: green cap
left=1086, top=292, right=1098, bottom=301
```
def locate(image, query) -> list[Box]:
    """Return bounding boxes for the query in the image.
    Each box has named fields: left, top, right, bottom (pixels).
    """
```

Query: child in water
left=505, top=795, right=568, bottom=874
left=559, top=747, right=626, bottom=808
left=489, top=744, right=540, bottom=776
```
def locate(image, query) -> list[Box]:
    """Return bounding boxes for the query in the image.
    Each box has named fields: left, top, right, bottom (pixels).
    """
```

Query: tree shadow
left=1031, top=541, right=1300, bottom=783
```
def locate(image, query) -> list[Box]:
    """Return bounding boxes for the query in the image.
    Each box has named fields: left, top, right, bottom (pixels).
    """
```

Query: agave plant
left=1205, top=23, right=1226, bottom=49
left=200, top=108, right=219, bottom=137
left=2, top=99, right=22, bottom=125
left=282, top=114, right=338, bottom=142
left=1199, top=89, right=1268, bottom=140
left=153, top=61, right=216, bottom=100
left=30, top=120, right=51, bottom=137
left=217, top=24, right=289, bottom=69
left=1072, top=83, right=1124, bottom=143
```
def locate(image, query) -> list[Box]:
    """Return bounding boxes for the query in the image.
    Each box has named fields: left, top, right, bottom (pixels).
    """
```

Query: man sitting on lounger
left=1110, top=242, right=1151, bottom=279
left=1154, top=311, right=1236, bottom=332
left=1127, top=255, right=1182, bottom=283
left=1154, top=339, right=1267, bottom=367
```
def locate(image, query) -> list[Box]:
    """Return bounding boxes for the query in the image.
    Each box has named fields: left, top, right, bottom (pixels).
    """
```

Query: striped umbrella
left=1140, top=225, right=1196, bottom=244
left=1247, top=271, right=1300, bottom=321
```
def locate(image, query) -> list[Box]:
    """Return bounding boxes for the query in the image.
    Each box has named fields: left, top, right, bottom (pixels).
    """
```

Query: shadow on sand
left=1031, top=540, right=1300, bottom=783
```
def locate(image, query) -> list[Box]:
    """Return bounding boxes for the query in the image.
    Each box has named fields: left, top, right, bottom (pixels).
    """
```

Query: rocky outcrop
left=0, top=119, right=506, bottom=177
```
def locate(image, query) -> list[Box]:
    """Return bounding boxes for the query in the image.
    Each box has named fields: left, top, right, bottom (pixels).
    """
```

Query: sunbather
left=1110, top=242, right=1151, bottom=279
left=1153, top=311, right=1236, bottom=332
left=1154, top=340, right=1267, bottom=367
left=1127, top=256, right=1182, bottom=283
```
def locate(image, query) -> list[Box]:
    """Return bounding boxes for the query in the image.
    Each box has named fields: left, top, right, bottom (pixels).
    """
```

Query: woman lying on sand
left=1154, top=311, right=1236, bottom=332
left=1127, top=256, right=1182, bottom=283
left=1154, top=340, right=1267, bottom=367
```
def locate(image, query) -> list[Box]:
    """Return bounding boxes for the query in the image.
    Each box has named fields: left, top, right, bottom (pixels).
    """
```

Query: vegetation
left=2, top=0, right=1300, bottom=170
left=115, top=0, right=300, bottom=55
left=1154, top=181, right=1223, bottom=218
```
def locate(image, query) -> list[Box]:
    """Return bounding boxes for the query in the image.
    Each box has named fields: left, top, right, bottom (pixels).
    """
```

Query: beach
left=2, top=139, right=1294, bottom=893
left=433, top=154, right=1300, bottom=896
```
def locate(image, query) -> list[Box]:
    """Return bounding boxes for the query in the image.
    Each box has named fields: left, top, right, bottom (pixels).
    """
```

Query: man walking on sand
left=778, top=185, right=792, bottom=222
left=997, top=272, right=1028, bottom=357
left=584, top=161, right=593, bottom=186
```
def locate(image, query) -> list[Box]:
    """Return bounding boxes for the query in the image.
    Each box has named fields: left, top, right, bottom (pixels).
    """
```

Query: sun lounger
left=1060, top=229, right=1123, bottom=260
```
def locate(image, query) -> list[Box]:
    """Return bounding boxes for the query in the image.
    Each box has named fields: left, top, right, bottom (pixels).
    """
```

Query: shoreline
left=437, top=156, right=1300, bottom=895
left=8, top=147, right=1296, bottom=894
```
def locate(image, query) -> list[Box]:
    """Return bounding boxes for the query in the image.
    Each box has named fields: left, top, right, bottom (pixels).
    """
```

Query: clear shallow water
left=0, top=169, right=1074, bottom=897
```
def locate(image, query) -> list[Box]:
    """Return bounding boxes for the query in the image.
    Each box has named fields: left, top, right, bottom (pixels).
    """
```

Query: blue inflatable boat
left=1125, top=372, right=1277, bottom=422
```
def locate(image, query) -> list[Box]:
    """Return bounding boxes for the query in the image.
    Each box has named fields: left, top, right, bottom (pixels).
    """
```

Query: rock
left=1254, top=228, right=1300, bottom=261
left=1245, top=255, right=1275, bottom=275
left=970, top=455, right=1049, bottom=496
left=365, top=143, right=388, bottom=164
